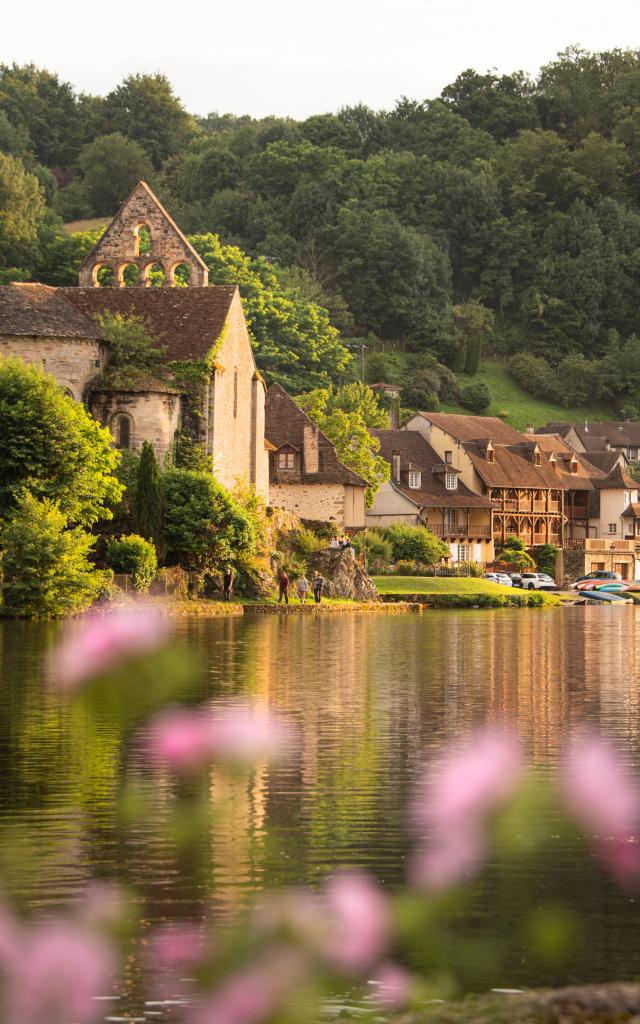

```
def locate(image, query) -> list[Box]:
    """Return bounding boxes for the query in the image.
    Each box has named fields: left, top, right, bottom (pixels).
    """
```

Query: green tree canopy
left=101, top=73, right=197, bottom=168
left=164, top=469, right=256, bottom=572
left=78, top=133, right=153, bottom=215
left=96, top=313, right=165, bottom=369
left=384, top=523, right=449, bottom=564
left=0, top=358, right=122, bottom=526
left=0, top=153, right=45, bottom=269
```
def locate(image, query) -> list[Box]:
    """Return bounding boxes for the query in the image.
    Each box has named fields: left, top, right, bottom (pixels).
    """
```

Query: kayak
left=581, top=591, right=632, bottom=604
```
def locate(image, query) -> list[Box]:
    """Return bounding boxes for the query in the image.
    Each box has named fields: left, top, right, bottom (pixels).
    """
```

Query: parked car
left=483, top=572, right=513, bottom=587
left=508, top=573, right=522, bottom=587
left=519, top=572, right=558, bottom=590
left=570, top=571, right=622, bottom=590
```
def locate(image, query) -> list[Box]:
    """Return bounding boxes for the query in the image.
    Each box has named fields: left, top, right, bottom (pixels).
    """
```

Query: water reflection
left=1, top=607, right=640, bottom=988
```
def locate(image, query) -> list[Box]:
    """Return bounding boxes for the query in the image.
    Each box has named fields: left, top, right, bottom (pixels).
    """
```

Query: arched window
left=134, top=224, right=152, bottom=256
left=112, top=414, right=133, bottom=450
left=94, top=264, right=114, bottom=287
left=119, top=263, right=140, bottom=287
left=143, top=262, right=166, bottom=288
left=170, top=262, right=192, bottom=287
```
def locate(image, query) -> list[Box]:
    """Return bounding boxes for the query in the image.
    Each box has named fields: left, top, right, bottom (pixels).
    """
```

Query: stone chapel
left=0, top=182, right=270, bottom=500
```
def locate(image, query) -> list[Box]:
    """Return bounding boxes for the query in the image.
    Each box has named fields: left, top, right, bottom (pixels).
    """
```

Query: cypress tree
left=135, top=441, right=165, bottom=558
left=464, top=334, right=482, bottom=376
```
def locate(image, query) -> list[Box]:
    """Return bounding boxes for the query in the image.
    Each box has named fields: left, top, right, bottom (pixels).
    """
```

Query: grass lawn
left=64, top=218, right=110, bottom=235
left=372, top=576, right=514, bottom=595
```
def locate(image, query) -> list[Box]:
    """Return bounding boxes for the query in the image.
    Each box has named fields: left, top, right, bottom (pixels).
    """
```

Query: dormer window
left=278, top=452, right=295, bottom=471
left=445, top=451, right=453, bottom=464
left=533, top=451, right=541, bottom=466
left=570, top=460, right=578, bottom=474
left=445, top=471, right=457, bottom=491
left=487, top=449, right=495, bottom=463
left=408, top=471, right=421, bottom=489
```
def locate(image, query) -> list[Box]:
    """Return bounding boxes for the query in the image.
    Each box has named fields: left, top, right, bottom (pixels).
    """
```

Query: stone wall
left=208, top=291, right=269, bottom=499
left=269, top=481, right=347, bottom=528
left=0, top=334, right=105, bottom=401
left=90, top=389, right=181, bottom=461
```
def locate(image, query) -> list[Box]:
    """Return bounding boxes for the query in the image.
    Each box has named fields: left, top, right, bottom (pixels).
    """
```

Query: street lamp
left=346, top=342, right=367, bottom=383
left=610, top=541, right=616, bottom=572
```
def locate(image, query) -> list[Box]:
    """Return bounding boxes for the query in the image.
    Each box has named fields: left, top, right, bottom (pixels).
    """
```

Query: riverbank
left=372, top=576, right=562, bottom=609
left=112, top=595, right=420, bottom=616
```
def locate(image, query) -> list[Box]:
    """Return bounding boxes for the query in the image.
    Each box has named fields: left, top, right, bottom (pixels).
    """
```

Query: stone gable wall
left=269, top=481, right=347, bottom=528
left=78, top=183, right=208, bottom=288
left=209, top=292, right=268, bottom=498
left=0, top=334, right=105, bottom=401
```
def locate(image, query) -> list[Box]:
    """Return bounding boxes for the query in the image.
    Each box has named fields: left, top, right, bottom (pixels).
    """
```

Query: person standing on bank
left=279, top=570, right=290, bottom=605
left=312, top=571, right=324, bottom=604
left=223, top=566, right=234, bottom=602
left=297, top=573, right=309, bottom=605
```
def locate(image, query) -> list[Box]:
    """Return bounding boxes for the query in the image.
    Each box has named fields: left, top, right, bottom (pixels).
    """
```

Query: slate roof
left=61, top=286, right=238, bottom=361
left=593, top=463, right=638, bottom=490
left=0, top=283, right=103, bottom=339
left=414, top=411, right=524, bottom=444
left=579, top=451, right=621, bottom=475
left=371, top=430, right=494, bottom=509
left=265, top=384, right=367, bottom=488
left=538, top=421, right=640, bottom=449
left=622, top=502, right=640, bottom=519
left=0, top=282, right=239, bottom=363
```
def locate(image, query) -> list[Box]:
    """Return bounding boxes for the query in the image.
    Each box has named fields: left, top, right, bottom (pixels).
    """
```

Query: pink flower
left=369, top=962, right=413, bottom=1010
left=193, top=948, right=303, bottom=1024
left=149, top=709, right=217, bottom=774
left=0, top=918, right=115, bottom=1024
left=561, top=735, right=640, bottom=838
left=208, top=705, right=294, bottom=766
left=148, top=703, right=294, bottom=773
left=409, top=826, right=486, bottom=890
left=146, top=923, right=205, bottom=970
left=412, top=728, right=521, bottom=833
left=323, top=872, right=390, bottom=973
left=50, top=609, right=171, bottom=690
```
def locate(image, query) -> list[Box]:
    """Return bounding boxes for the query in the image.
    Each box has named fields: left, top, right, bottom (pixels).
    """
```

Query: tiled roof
left=622, top=502, right=640, bottom=519
left=0, top=282, right=239, bottom=363
left=0, top=283, right=104, bottom=339
left=538, top=421, right=640, bottom=449
left=61, top=286, right=237, bottom=361
left=464, top=440, right=594, bottom=492
left=414, top=411, right=524, bottom=444
left=594, top=463, right=638, bottom=490
left=371, top=429, right=494, bottom=509
left=580, top=451, right=620, bottom=475
left=265, top=384, right=367, bottom=488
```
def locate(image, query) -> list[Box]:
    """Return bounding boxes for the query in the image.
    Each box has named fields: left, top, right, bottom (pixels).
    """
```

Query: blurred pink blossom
left=149, top=703, right=294, bottom=772
left=0, top=917, right=115, bottom=1024
left=412, top=728, right=521, bottom=832
left=146, top=923, right=205, bottom=970
left=561, top=734, right=640, bottom=838
left=369, top=961, right=413, bottom=1010
left=599, top=836, right=640, bottom=886
left=50, top=609, right=171, bottom=690
left=194, top=947, right=303, bottom=1024
left=323, top=872, right=390, bottom=973
left=410, top=826, right=486, bottom=890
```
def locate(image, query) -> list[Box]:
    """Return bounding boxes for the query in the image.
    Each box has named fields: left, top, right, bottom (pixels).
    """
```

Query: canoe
left=582, top=591, right=632, bottom=604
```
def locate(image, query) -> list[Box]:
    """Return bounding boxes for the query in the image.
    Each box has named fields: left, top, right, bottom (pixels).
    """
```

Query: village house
left=403, top=412, right=599, bottom=550
left=265, top=383, right=367, bottom=531
left=538, top=421, right=640, bottom=464
left=0, top=182, right=269, bottom=499
left=367, top=429, right=495, bottom=564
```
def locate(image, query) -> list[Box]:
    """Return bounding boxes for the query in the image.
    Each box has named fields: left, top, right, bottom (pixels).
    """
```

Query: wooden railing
left=429, top=524, right=492, bottom=538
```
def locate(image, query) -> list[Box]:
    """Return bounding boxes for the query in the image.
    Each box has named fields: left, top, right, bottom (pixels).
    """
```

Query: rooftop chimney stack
left=526, top=424, right=534, bottom=435
left=391, top=451, right=401, bottom=482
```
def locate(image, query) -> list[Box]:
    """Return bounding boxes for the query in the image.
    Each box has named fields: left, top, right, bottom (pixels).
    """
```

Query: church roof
left=0, top=282, right=103, bottom=339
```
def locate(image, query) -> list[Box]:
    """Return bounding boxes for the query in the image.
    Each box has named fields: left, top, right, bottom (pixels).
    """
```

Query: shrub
left=293, top=527, right=326, bottom=564
left=395, top=559, right=419, bottom=576
left=401, top=372, right=440, bottom=411
left=385, top=524, right=449, bottom=564
left=556, top=354, right=596, bottom=406
left=164, top=469, right=256, bottom=573
left=436, top=364, right=460, bottom=403
left=508, top=352, right=559, bottom=401
left=352, top=529, right=393, bottom=566
left=106, top=534, right=158, bottom=592
left=0, top=492, right=105, bottom=618
left=496, top=546, right=536, bottom=569
left=460, top=381, right=491, bottom=414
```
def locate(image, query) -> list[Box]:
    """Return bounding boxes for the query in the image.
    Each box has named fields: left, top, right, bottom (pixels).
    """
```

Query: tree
left=441, top=69, right=540, bottom=139
left=105, top=534, right=157, bottom=592
left=0, top=492, right=105, bottom=618
left=452, top=300, right=495, bottom=376
left=78, top=133, right=153, bottom=216
left=401, top=372, right=440, bottom=410
left=135, top=442, right=165, bottom=557
left=164, top=469, right=256, bottom=574
left=556, top=354, right=596, bottom=406
left=384, top=523, right=449, bottom=564
left=96, top=313, right=164, bottom=369
left=535, top=543, right=559, bottom=576
left=296, top=384, right=390, bottom=506
left=0, top=358, right=122, bottom=526
left=0, top=153, right=45, bottom=269
left=0, top=64, right=82, bottom=166
left=460, top=382, right=491, bottom=413
left=101, top=73, right=197, bottom=168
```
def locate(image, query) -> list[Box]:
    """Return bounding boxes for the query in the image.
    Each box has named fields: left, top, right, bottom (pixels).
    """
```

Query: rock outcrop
left=309, top=547, right=380, bottom=602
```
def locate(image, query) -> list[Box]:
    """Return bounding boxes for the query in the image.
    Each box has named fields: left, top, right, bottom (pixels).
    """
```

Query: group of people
left=329, top=535, right=353, bottom=551
left=278, top=570, right=324, bottom=605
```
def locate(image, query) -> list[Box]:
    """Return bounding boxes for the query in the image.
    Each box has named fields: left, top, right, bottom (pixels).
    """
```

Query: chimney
left=303, top=423, right=319, bottom=474
left=584, top=421, right=589, bottom=433
left=526, top=424, right=534, bottom=435
left=391, top=450, right=401, bottom=482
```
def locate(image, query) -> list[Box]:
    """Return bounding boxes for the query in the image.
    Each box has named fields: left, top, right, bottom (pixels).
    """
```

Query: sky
left=2, top=0, right=639, bottom=118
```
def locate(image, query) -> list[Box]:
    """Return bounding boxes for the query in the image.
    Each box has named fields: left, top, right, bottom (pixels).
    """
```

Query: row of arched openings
left=94, top=262, right=192, bottom=288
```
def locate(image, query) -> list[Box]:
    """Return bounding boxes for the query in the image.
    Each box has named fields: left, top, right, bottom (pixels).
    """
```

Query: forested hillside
left=2, top=49, right=640, bottom=409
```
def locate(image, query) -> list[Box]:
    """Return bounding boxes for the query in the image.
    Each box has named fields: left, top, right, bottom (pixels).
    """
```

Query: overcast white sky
left=2, top=0, right=638, bottom=118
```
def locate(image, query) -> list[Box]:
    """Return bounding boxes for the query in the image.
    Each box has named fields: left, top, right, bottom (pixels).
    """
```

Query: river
left=1, top=606, right=639, bottom=998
